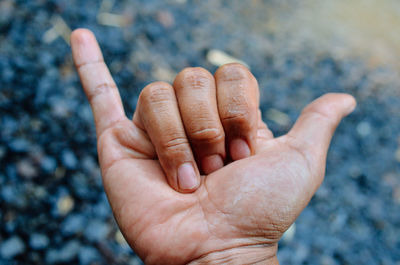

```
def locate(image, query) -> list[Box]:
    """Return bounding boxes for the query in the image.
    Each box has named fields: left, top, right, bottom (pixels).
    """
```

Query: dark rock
left=0, top=236, right=25, bottom=259
left=61, top=214, right=86, bottom=236
left=8, top=138, right=30, bottom=152
left=0, top=146, right=6, bottom=160
left=40, top=156, right=57, bottom=173
left=61, top=149, right=78, bottom=169
left=84, top=219, right=110, bottom=242
left=45, top=240, right=80, bottom=263
left=78, top=246, right=101, bottom=265
left=29, top=234, right=49, bottom=250
left=16, top=159, right=38, bottom=179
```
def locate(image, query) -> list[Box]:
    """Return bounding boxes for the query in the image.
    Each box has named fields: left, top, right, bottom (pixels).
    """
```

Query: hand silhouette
left=71, top=29, right=356, bottom=265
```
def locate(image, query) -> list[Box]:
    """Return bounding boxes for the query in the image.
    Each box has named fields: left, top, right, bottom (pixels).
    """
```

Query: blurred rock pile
left=0, top=0, right=399, bottom=264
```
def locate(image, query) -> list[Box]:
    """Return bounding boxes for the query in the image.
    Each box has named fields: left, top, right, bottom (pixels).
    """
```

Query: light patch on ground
left=260, top=0, right=400, bottom=69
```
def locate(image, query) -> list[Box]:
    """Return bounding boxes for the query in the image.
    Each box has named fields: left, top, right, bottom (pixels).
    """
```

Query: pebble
left=45, top=240, right=80, bottom=263
left=0, top=236, right=25, bottom=259
left=57, top=195, right=74, bottom=216
left=129, top=256, right=145, bottom=265
left=115, top=230, right=129, bottom=248
left=84, top=219, right=110, bottom=242
left=356, top=121, right=372, bottom=137
left=78, top=246, right=101, bottom=265
left=0, top=146, right=6, bottom=160
left=61, top=150, right=78, bottom=169
left=8, top=138, right=30, bottom=152
left=395, top=148, right=400, bottom=163
left=157, top=11, right=175, bottom=28
left=265, top=108, right=291, bottom=127
left=16, top=159, right=38, bottom=179
left=206, top=49, right=249, bottom=68
left=29, top=234, right=49, bottom=250
left=61, top=214, right=86, bottom=235
left=282, top=223, right=296, bottom=243
left=1, top=185, right=17, bottom=203
left=40, top=156, right=57, bottom=173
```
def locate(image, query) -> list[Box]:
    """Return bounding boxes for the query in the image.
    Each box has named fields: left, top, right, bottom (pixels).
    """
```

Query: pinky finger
left=71, top=28, right=126, bottom=137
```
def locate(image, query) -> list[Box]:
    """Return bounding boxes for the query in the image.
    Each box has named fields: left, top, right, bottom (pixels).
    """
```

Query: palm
left=101, top=119, right=320, bottom=264
left=71, top=29, right=355, bottom=265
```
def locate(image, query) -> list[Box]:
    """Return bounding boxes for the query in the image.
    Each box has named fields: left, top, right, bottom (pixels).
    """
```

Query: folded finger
left=135, top=82, right=200, bottom=193
left=215, top=63, right=259, bottom=161
left=173, top=67, right=225, bottom=175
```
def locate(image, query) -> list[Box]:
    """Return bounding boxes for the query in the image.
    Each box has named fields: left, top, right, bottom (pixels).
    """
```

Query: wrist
left=187, top=243, right=279, bottom=265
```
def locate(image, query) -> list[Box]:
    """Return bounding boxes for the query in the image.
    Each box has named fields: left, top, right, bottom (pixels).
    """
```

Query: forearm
left=187, top=244, right=279, bottom=265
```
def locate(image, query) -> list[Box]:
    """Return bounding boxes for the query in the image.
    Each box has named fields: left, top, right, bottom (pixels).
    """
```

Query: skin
left=71, top=29, right=356, bottom=265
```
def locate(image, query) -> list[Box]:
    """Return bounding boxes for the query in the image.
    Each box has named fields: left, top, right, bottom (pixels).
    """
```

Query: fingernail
left=202, top=154, right=224, bottom=175
left=230, top=138, right=251, bottom=161
left=178, top=163, right=199, bottom=191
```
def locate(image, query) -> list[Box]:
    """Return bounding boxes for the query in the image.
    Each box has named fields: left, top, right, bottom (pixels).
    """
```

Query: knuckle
left=221, top=98, right=256, bottom=120
left=161, top=135, right=190, bottom=152
left=86, top=82, right=117, bottom=102
left=221, top=111, right=251, bottom=126
left=139, top=81, right=173, bottom=105
left=302, top=105, right=334, bottom=125
left=175, top=67, right=214, bottom=90
left=190, top=127, right=224, bottom=143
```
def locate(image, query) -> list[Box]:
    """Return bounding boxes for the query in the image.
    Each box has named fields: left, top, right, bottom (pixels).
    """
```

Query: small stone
left=40, top=156, right=57, bottom=173
left=348, top=165, right=363, bottom=179
left=115, top=230, right=129, bottom=248
left=265, top=108, right=291, bottom=127
left=282, top=223, right=296, bottom=243
left=46, top=240, right=80, bottom=263
left=78, top=246, right=100, bottom=265
left=129, top=256, right=144, bottom=265
left=29, top=234, right=49, bottom=250
left=356, top=121, right=372, bottom=137
left=57, top=195, right=74, bottom=216
left=8, top=138, right=30, bottom=152
left=1, top=185, right=16, bottom=203
left=395, top=148, right=400, bottom=163
left=31, top=185, right=47, bottom=200
left=0, top=236, right=25, bottom=259
left=51, top=100, right=71, bottom=118
left=206, top=49, right=249, bottom=68
left=84, top=219, right=110, bottom=242
left=17, top=159, right=38, bottom=179
left=54, top=167, right=66, bottom=179
left=97, top=12, right=131, bottom=27
left=393, top=187, right=400, bottom=204
left=157, top=11, right=175, bottom=28
left=61, top=150, right=78, bottom=169
left=152, top=65, right=177, bottom=83
left=61, top=214, right=86, bottom=235
left=172, top=0, right=187, bottom=4
left=0, top=146, right=6, bottom=160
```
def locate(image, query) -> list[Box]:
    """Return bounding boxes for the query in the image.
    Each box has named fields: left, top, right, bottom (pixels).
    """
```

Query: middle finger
left=173, top=67, right=226, bottom=175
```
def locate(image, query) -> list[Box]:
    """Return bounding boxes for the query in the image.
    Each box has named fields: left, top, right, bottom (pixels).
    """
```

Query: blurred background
left=0, top=0, right=399, bottom=264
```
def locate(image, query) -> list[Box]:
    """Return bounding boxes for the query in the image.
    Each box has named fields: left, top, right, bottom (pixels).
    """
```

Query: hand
left=71, top=29, right=356, bottom=265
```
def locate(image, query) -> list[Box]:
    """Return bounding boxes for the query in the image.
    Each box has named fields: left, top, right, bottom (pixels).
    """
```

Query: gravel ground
left=1, top=0, right=399, bottom=264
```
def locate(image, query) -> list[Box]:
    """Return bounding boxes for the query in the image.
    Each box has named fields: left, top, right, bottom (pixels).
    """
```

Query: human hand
left=71, top=29, right=356, bottom=265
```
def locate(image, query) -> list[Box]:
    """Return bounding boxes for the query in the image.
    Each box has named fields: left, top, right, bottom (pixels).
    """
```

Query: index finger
left=71, top=28, right=125, bottom=137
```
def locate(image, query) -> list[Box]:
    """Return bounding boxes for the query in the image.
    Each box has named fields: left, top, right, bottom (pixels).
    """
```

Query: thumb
left=287, top=93, right=356, bottom=173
